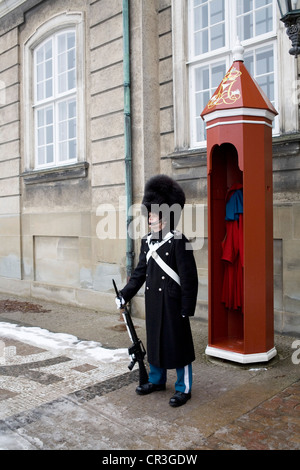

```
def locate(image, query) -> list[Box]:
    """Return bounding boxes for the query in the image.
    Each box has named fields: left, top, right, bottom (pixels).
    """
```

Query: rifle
left=113, top=279, right=149, bottom=386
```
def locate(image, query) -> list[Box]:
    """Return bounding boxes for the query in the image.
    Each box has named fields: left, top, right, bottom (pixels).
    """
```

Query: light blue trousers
left=149, top=363, right=193, bottom=394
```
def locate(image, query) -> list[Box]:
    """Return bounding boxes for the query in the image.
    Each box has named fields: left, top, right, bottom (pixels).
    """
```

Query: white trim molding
left=202, top=107, right=277, bottom=123
left=205, top=345, right=277, bottom=364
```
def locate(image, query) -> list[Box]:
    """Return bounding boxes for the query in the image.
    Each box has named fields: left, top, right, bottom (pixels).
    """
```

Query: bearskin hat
left=141, top=174, right=185, bottom=229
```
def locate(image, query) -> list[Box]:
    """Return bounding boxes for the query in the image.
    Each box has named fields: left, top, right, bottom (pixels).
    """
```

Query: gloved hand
left=115, top=296, right=125, bottom=309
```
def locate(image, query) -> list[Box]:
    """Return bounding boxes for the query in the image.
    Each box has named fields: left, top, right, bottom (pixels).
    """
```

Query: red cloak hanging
left=221, top=184, right=244, bottom=311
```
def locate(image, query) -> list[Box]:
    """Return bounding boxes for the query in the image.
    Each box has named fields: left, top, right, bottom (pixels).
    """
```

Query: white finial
left=233, top=38, right=244, bottom=62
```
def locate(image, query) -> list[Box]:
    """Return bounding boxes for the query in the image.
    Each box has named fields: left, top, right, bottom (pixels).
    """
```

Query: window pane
left=198, top=4, right=208, bottom=28
left=56, top=31, right=76, bottom=94
left=236, top=0, right=273, bottom=40
left=257, top=74, right=274, bottom=101
left=37, top=84, right=43, bottom=102
left=35, top=39, right=53, bottom=102
left=37, top=64, right=44, bottom=82
left=46, top=108, right=53, bottom=125
left=36, top=106, right=53, bottom=167
left=237, top=12, right=253, bottom=40
left=59, top=121, right=67, bottom=141
left=69, top=140, right=76, bottom=159
left=244, top=46, right=275, bottom=104
left=257, top=47, right=273, bottom=74
left=45, top=60, right=52, bottom=79
left=58, top=53, right=67, bottom=74
left=210, top=0, right=224, bottom=25
left=196, top=68, right=209, bottom=91
left=68, top=49, right=76, bottom=69
left=192, top=0, right=225, bottom=56
left=45, top=40, right=52, bottom=60
left=36, top=48, right=44, bottom=64
left=58, top=99, right=77, bottom=161
left=195, top=30, right=208, bottom=55
left=256, top=0, right=272, bottom=8
left=37, top=109, right=44, bottom=127
left=69, top=119, right=76, bottom=139
left=69, top=100, right=76, bottom=119
left=59, top=142, right=67, bottom=161
left=58, top=34, right=66, bottom=54
left=211, top=23, right=225, bottom=50
left=59, top=101, right=67, bottom=121
left=45, top=79, right=53, bottom=98
left=193, top=61, right=226, bottom=143
left=67, top=32, right=75, bottom=49
left=255, top=4, right=273, bottom=35
left=211, top=63, right=226, bottom=88
left=237, top=0, right=253, bottom=15
left=68, top=70, right=76, bottom=90
left=244, top=54, right=254, bottom=75
left=46, top=145, right=54, bottom=163
left=58, top=73, right=67, bottom=94
left=38, top=128, right=44, bottom=146
left=38, top=147, right=45, bottom=166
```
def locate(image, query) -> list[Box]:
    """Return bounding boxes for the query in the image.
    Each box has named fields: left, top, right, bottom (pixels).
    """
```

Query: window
left=34, top=31, right=77, bottom=168
left=188, top=0, right=278, bottom=148
left=23, top=13, right=85, bottom=173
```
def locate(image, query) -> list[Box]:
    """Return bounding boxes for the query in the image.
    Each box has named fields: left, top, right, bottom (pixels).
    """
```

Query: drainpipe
left=123, top=0, right=134, bottom=280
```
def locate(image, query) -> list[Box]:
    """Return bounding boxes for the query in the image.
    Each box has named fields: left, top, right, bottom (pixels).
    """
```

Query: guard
left=115, top=175, right=198, bottom=407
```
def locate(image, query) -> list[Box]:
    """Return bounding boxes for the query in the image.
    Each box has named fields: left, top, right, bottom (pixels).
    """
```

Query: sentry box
left=201, top=43, right=278, bottom=364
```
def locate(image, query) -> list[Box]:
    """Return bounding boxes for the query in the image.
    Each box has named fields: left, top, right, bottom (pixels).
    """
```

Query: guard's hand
left=115, top=296, right=125, bottom=309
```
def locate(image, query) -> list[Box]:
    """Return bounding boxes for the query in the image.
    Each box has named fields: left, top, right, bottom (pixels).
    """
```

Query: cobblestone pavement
left=198, top=380, right=300, bottom=450
left=0, top=330, right=130, bottom=420
left=0, top=294, right=299, bottom=451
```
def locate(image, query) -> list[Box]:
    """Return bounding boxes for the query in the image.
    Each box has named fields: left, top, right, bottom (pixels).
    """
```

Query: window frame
left=33, top=29, right=77, bottom=169
left=23, top=12, right=86, bottom=172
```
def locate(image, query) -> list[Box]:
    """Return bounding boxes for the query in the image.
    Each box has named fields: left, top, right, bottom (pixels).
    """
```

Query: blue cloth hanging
left=225, top=188, right=243, bottom=221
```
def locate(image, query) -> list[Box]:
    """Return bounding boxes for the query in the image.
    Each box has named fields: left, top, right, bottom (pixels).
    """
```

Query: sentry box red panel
left=201, top=46, right=278, bottom=363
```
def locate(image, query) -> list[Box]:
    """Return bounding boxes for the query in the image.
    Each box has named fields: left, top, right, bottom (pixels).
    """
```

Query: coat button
left=162, top=276, right=165, bottom=280
left=165, top=252, right=169, bottom=256
left=159, top=288, right=162, bottom=291
left=146, top=286, right=149, bottom=290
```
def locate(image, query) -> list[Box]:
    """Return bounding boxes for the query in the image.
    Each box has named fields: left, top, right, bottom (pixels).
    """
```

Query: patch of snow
left=0, top=322, right=128, bottom=363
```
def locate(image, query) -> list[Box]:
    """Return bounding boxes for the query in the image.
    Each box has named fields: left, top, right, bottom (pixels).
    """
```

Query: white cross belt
left=146, top=232, right=181, bottom=286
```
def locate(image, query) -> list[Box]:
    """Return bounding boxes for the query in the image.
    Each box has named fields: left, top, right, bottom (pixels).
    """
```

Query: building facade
left=0, top=0, right=299, bottom=335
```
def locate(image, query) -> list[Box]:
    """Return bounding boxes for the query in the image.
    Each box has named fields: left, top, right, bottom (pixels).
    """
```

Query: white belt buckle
left=152, top=251, right=158, bottom=259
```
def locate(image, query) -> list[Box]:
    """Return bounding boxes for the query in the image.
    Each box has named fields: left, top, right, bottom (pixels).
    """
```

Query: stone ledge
left=21, top=162, right=89, bottom=185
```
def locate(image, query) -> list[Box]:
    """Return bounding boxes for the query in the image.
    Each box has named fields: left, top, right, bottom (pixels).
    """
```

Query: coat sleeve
left=175, top=235, right=198, bottom=317
left=120, top=239, right=147, bottom=303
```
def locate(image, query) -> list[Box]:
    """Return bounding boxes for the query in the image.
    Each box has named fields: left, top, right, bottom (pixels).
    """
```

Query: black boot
left=169, top=391, right=191, bottom=407
left=136, top=382, right=166, bottom=395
